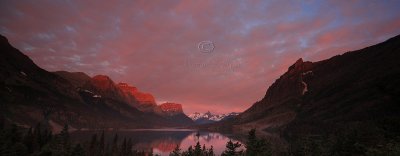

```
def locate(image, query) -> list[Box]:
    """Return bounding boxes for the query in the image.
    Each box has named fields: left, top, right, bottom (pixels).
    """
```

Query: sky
left=1, top=0, right=400, bottom=114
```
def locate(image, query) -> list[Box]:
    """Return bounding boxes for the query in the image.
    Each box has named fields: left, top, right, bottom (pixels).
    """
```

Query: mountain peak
left=117, top=83, right=138, bottom=92
left=89, top=75, right=116, bottom=90
left=289, top=58, right=303, bottom=69
left=288, top=58, right=313, bottom=74
left=159, top=102, right=183, bottom=111
left=295, top=58, right=303, bottom=64
left=92, top=75, right=112, bottom=81
left=0, top=34, right=9, bottom=45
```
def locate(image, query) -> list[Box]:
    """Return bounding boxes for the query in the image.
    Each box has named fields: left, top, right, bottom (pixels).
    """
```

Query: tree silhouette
left=89, top=134, right=98, bottom=156
left=170, top=144, right=181, bottom=156
left=120, top=138, right=128, bottom=156
left=71, top=143, right=85, bottom=156
left=111, top=134, right=119, bottom=156
left=184, top=145, right=194, bottom=156
left=245, top=129, right=272, bottom=156
left=23, top=127, right=34, bottom=153
left=99, top=131, right=105, bottom=156
left=194, top=141, right=202, bottom=156
left=222, top=140, right=242, bottom=156
left=208, top=145, right=215, bottom=156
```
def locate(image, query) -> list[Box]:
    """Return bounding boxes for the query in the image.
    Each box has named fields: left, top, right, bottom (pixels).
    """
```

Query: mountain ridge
left=209, top=34, right=400, bottom=140
left=0, top=34, right=193, bottom=131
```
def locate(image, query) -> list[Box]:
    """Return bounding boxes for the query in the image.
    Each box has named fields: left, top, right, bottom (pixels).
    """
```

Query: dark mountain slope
left=212, top=35, right=400, bottom=144
left=53, top=71, right=91, bottom=88
left=197, top=35, right=400, bottom=154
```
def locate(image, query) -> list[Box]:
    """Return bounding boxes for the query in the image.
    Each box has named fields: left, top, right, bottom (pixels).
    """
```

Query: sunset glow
left=1, top=0, right=399, bottom=114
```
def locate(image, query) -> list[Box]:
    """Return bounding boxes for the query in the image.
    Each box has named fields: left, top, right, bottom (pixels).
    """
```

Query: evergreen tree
left=194, top=141, right=202, bottom=156
left=148, top=150, right=154, bottom=156
left=245, top=129, right=272, bottom=156
left=41, top=128, right=52, bottom=149
left=208, top=145, right=215, bottom=156
left=111, top=134, right=119, bottom=156
left=46, top=125, right=71, bottom=156
left=11, top=142, right=28, bottom=156
left=1, top=124, right=24, bottom=156
left=185, top=145, right=194, bottom=156
left=120, top=138, right=127, bottom=156
left=89, top=134, right=98, bottom=156
left=246, top=129, right=257, bottom=155
left=0, top=126, right=5, bottom=155
left=71, top=144, right=86, bottom=156
left=99, top=131, right=105, bottom=156
left=23, top=127, right=34, bottom=153
left=37, top=143, right=52, bottom=156
left=105, top=143, right=112, bottom=156
left=9, top=124, right=21, bottom=143
left=34, top=123, right=43, bottom=148
left=31, top=124, right=53, bottom=156
left=0, top=116, right=4, bottom=130
left=202, top=144, right=206, bottom=155
left=59, top=124, right=71, bottom=153
left=170, top=144, right=181, bottom=156
left=222, top=140, right=242, bottom=156
left=254, top=138, right=272, bottom=156
left=127, top=138, right=133, bottom=156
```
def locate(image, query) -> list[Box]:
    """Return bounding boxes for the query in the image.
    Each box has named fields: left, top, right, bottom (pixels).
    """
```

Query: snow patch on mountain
left=301, top=81, right=308, bottom=95
left=301, top=71, right=312, bottom=95
left=188, top=111, right=240, bottom=123
left=20, top=71, right=27, bottom=76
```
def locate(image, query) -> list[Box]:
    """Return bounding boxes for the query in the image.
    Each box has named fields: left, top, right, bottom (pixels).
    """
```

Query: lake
left=71, top=129, right=245, bottom=156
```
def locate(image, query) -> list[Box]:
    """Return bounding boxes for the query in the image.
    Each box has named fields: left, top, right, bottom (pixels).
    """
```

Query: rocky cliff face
left=239, top=58, right=313, bottom=123
left=154, top=102, right=193, bottom=125
left=155, top=102, right=184, bottom=116
left=117, top=83, right=157, bottom=112
left=83, top=75, right=126, bottom=102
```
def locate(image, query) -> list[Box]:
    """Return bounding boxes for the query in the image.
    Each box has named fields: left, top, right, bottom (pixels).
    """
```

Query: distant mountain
left=155, top=102, right=193, bottom=125
left=188, top=111, right=239, bottom=125
left=54, top=72, right=194, bottom=128
left=155, top=102, right=184, bottom=116
left=0, top=34, right=193, bottom=131
left=210, top=34, right=400, bottom=146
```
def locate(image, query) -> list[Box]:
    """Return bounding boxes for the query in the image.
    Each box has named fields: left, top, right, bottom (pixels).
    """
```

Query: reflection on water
left=71, top=129, right=244, bottom=156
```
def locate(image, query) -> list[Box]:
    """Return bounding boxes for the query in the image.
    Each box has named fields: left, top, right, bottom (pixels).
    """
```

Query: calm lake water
left=71, top=129, right=245, bottom=156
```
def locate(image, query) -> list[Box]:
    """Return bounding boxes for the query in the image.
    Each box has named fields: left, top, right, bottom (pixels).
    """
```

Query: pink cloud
left=1, top=0, right=399, bottom=114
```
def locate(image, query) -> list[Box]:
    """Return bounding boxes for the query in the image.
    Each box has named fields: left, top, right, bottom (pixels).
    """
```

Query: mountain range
left=1, top=32, right=400, bottom=149
left=188, top=111, right=240, bottom=125
left=0, top=34, right=193, bottom=131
